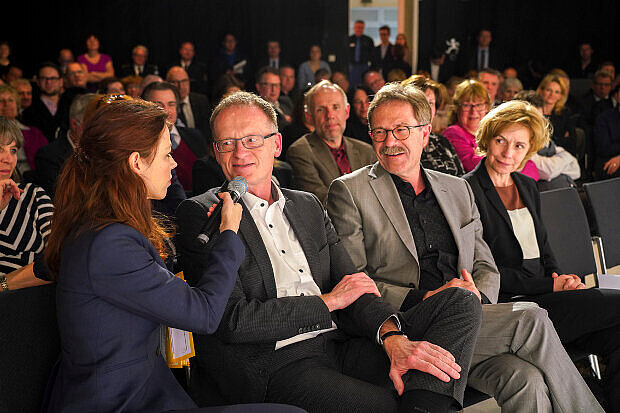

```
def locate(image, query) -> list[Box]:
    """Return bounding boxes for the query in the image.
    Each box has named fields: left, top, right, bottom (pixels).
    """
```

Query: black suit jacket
left=34, top=130, right=72, bottom=198
left=348, top=34, right=374, bottom=65
left=118, top=62, right=159, bottom=78
left=22, top=98, right=61, bottom=141
left=459, top=46, right=503, bottom=75
left=463, top=161, right=559, bottom=302
left=372, top=44, right=393, bottom=74
left=178, top=126, right=208, bottom=159
left=176, top=187, right=395, bottom=403
left=178, top=92, right=211, bottom=140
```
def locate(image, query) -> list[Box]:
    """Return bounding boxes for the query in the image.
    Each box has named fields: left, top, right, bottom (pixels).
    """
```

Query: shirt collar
left=243, top=181, right=286, bottom=212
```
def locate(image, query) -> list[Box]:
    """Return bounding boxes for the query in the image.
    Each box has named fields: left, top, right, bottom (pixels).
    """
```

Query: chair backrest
left=584, top=177, right=620, bottom=268
left=539, top=187, right=597, bottom=277
left=0, top=284, right=60, bottom=413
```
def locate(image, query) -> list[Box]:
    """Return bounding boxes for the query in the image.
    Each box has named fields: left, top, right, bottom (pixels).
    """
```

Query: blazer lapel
left=308, top=133, right=340, bottom=180
left=425, top=170, right=465, bottom=247
left=237, top=202, right=278, bottom=298
left=476, top=161, right=513, bottom=230
left=369, top=164, right=419, bottom=263
left=343, top=137, right=360, bottom=170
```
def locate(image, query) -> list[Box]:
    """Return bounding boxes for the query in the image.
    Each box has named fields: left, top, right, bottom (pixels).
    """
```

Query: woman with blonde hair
left=536, top=74, right=576, bottom=155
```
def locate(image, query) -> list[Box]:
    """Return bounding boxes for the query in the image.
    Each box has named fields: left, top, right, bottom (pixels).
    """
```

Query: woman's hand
left=0, top=179, right=22, bottom=211
left=207, top=192, right=242, bottom=234
left=552, top=272, right=586, bottom=291
left=603, top=154, right=620, bottom=175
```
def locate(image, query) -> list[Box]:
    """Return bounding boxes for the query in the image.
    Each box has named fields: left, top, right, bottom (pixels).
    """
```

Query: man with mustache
left=287, top=80, right=376, bottom=205
left=326, top=82, right=604, bottom=412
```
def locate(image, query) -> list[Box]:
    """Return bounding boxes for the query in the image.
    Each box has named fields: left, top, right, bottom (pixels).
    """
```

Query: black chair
left=0, top=284, right=60, bottom=413
left=584, top=177, right=620, bottom=272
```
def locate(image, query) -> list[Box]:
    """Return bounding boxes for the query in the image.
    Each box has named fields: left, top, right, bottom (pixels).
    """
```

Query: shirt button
left=299, top=269, right=303, bottom=273
left=268, top=224, right=273, bottom=228
left=298, top=328, right=303, bottom=334
left=315, top=324, right=320, bottom=329
left=428, top=244, right=433, bottom=249
left=281, top=250, right=286, bottom=254
left=300, top=293, right=305, bottom=296
left=260, top=203, right=265, bottom=207
left=408, top=283, right=415, bottom=287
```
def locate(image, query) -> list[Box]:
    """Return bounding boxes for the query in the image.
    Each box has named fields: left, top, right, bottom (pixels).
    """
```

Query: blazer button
left=298, top=328, right=304, bottom=334
left=258, top=369, right=266, bottom=376
left=155, top=347, right=161, bottom=356
left=315, top=324, right=320, bottom=329
left=408, top=283, right=415, bottom=288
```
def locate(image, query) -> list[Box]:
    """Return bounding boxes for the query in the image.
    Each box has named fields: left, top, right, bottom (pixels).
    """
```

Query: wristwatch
left=380, top=330, right=406, bottom=345
left=0, top=274, right=8, bottom=292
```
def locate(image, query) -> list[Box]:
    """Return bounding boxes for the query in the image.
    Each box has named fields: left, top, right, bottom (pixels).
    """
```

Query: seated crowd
left=0, top=23, right=619, bottom=413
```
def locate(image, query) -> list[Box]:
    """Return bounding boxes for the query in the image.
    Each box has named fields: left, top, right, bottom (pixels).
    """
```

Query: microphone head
left=227, top=176, right=248, bottom=198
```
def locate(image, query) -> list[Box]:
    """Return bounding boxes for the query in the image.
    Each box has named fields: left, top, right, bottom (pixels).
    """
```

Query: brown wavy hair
left=45, top=99, right=170, bottom=277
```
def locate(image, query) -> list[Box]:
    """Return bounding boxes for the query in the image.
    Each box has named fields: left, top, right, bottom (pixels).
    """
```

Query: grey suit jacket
left=176, top=186, right=395, bottom=403
left=287, top=133, right=376, bottom=204
left=326, top=162, right=499, bottom=308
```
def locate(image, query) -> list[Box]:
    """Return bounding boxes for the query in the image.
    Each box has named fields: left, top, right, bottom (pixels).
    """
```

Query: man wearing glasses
left=176, top=91, right=484, bottom=412
left=287, top=80, right=376, bottom=204
left=22, top=62, right=63, bottom=141
left=255, top=66, right=291, bottom=130
left=166, top=66, right=210, bottom=140
left=326, top=82, right=603, bottom=413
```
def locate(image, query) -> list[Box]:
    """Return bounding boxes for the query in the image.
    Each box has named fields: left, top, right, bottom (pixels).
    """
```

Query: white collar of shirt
left=170, top=125, right=181, bottom=147
left=181, top=95, right=190, bottom=105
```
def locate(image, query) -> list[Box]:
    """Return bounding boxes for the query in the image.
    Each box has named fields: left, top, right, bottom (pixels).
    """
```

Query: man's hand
left=552, top=272, right=586, bottom=291
left=424, top=269, right=481, bottom=301
left=383, top=335, right=461, bottom=395
left=320, top=272, right=380, bottom=312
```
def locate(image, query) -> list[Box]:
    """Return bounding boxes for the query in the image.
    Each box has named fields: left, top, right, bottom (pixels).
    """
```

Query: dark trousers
left=525, top=288, right=620, bottom=412
left=265, top=288, right=482, bottom=413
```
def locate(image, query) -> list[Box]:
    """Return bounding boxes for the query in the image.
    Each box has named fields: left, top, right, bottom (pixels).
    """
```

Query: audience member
left=166, top=66, right=210, bottom=139
left=568, top=41, right=597, bottom=79
left=177, top=90, right=483, bottom=412
left=348, top=20, right=374, bottom=87
left=119, top=45, right=159, bottom=78
left=142, top=82, right=207, bottom=192
left=460, top=29, right=502, bottom=75
left=10, top=78, right=32, bottom=115
left=0, top=85, right=48, bottom=177
left=0, top=116, right=52, bottom=291
left=287, top=80, right=375, bottom=204
left=463, top=100, right=619, bottom=411
left=0, top=41, right=12, bottom=78
left=210, top=34, right=247, bottom=86
left=211, top=74, right=243, bottom=106
left=344, top=84, right=373, bottom=145
left=444, top=79, right=539, bottom=179
left=327, top=82, right=603, bottom=413
left=22, top=62, right=62, bottom=141
left=314, top=68, right=331, bottom=84
left=395, top=33, right=411, bottom=65
left=515, top=90, right=580, bottom=190
left=4, top=66, right=23, bottom=84
left=418, top=45, right=455, bottom=84
left=97, top=77, right=125, bottom=94
left=55, top=61, right=88, bottom=131
left=503, top=67, right=517, bottom=79
left=76, top=35, right=115, bottom=90
left=593, top=84, right=620, bottom=180
left=402, top=75, right=464, bottom=176
left=478, top=68, right=502, bottom=106
left=297, top=45, right=331, bottom=89
left=280, top=86, right=313, bottom=156
left=372, top=25, right=394, bottom=76
left=279, top=65, right=297, bottom=98
left=174, top=41, right=208, bottom=95
left=536, top=74, right=578, bottom=156
left=331, top=70, right=349, bottom=94
left=500, top=77, right=523, bottom=102
left=256, top=66, right=291, bottom=130
left=577, top=70, right=615, bottom=137
left=257, top=40, right=287, bottom=70
left=57, top=48, right=74, bottom=74
left=120, top=75, right=142, bottom=98
left=385, top=44, right=412, bottom=80
left=35, top=93, right=94, bottom=197
left=363, top=69, right=385, bottom=94
left=138, top=74, right=163, bottom=95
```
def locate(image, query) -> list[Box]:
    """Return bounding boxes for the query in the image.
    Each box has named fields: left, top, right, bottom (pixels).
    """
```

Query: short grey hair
left=0, top=116, right=23, bottom=149
left=133, top=44, right=148, bottom=56
left=210, top=91, right=277, bottom=137
left=368, top=82, right=432, bottom=129
left=304, top=80, right=348, bottom=113
left=70, top=93, right=97, bottom=122
left=502, top=77, right=523, bottom=93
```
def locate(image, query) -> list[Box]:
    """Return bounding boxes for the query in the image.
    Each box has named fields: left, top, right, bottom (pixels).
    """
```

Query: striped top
left=0, top=183, right=53, bottom=275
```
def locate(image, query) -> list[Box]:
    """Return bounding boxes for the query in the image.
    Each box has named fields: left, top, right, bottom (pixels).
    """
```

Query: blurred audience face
left=125, top=82, right=140, bottom=98
left=86, top=35, right=100, bottom=52
left=479, top=72, right=500, bottom=102
left=256, top=72, right=280, bottom=104
left=223, top=35, right=237, bottom=53
left=65, top=62, right=87, bottom=88
left=132, top=46, right=148, bottom=66
left=592, top=74, right=612, bottom=99
left=315, top=71, right=330, bottom=83
left=579, top=43, right=593, bottom=61
left=477, top=30, right=492, bottom=48
left=331, top=72, right=349, bottom=93
left=502, top=84, right=522, bottom=102
left=15, top=82, right=32, bottom=110
left=485, top=124, right=531, bottom=177
left=423, top=88, right=437, bottom=121
left=38, top=66, right=62, bottom=97
left=503, top=67, right=517, bottom=79
left=379, top=28, right=390, bottom=45
left=309, top=45, right=321, bottom=61
left=458, top=98, right=488, bottom=134
left=105, top=81, right=125, bottom=94
left=306, top=87, right=350, bottom=144
left=600, top=64, right=615, bottom=79
left=0, top=90, right=18, bottom=119
left=267, top=41, right=280, bottom=59
left=352, top=88, right=370, bottom=125
left=353, top=21, right=365, bottom=37
left=5, top=67, right=22, bottom=83
left=58, top=48, right=74, bottom=66
left=148, top=89, right=177, bottom=125
left=213, top=105, right=281, bottom=194
left=364, top=71, right=385, bottom=93
left=0, top=43, right=9, bottom=59
left=166, top=67, right=191, bottom=99
left=279, top=67, right=295, bottom=95
left=179, top=42, right=195, bottom=62
left=395, top=34, right=407, bottom=47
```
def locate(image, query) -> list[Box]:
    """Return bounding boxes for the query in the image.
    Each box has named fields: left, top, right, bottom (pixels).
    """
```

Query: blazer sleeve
left=87, top=224, right=244, bottom=334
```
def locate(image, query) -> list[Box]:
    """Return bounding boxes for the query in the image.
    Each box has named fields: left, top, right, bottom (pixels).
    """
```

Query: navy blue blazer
left=46, top=223, right=244, bottom=412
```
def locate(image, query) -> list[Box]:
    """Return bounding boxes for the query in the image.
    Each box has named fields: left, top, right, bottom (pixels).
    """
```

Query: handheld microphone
left=196, top=176, right=247, bottom=247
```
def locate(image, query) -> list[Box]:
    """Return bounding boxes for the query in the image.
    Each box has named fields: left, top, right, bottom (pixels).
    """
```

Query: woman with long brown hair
left=42, top=99, right=288, bottom=412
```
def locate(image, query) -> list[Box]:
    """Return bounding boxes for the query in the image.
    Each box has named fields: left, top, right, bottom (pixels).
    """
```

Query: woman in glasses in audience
left=444, top=79, right=539, bottom=180
left=43, top=99, right=299, bottom=412
left=463, top=100, right=620, bottom=412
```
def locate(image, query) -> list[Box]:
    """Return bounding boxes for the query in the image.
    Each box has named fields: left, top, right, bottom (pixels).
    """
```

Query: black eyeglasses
left=214, top=132, right=277, bottom=153
left=369, top=125, right=427, bottom=142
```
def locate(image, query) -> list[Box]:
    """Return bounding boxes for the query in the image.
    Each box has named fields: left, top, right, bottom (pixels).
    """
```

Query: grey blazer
left=326, top=162, right=500, bottom=308
left=287, top=133, right=377, bottom=204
